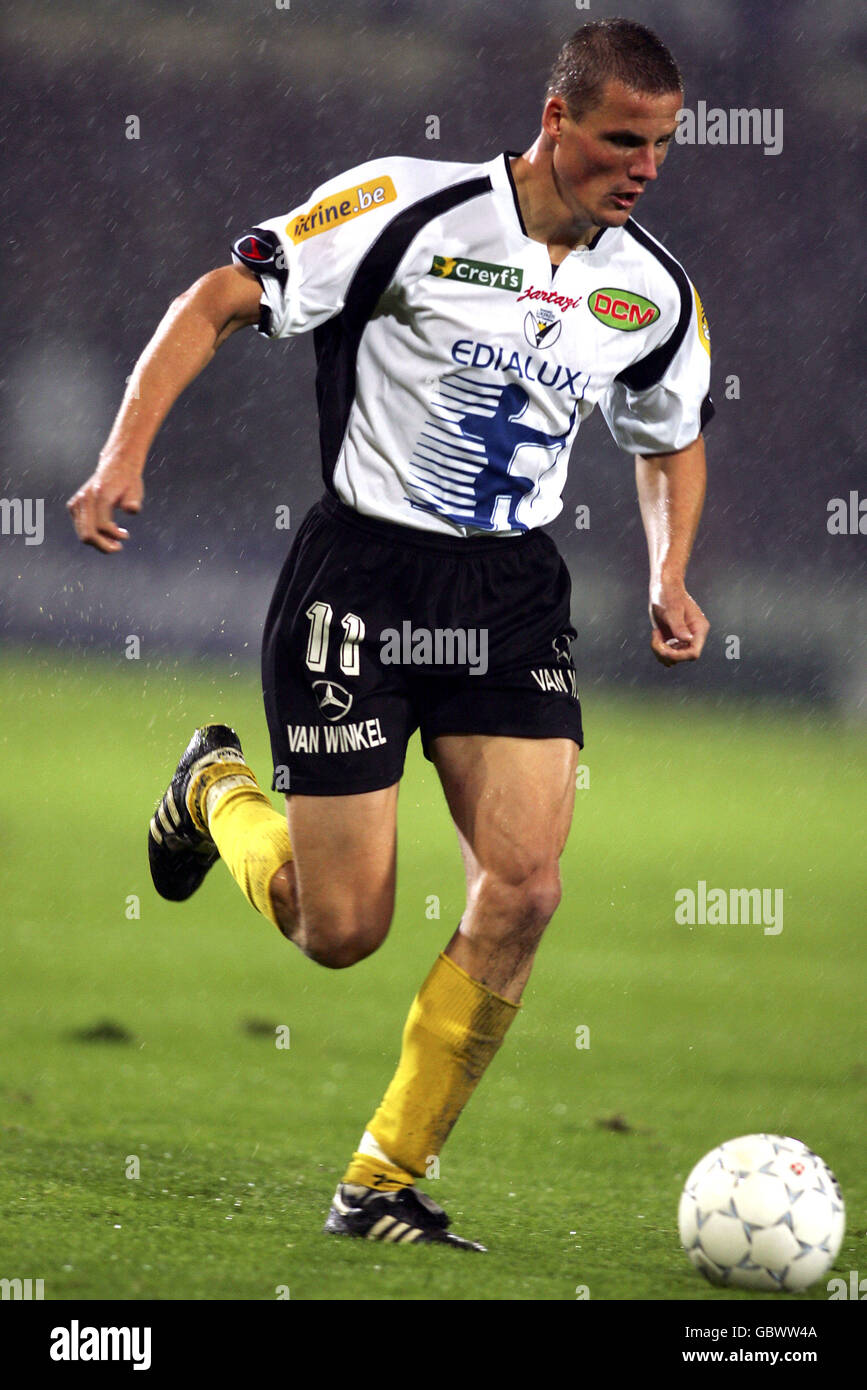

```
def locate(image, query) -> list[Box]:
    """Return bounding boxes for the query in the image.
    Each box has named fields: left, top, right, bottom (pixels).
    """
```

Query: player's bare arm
left=67, top=264, right=262, bottom=553
left=636, top=433, right=709, bottom=667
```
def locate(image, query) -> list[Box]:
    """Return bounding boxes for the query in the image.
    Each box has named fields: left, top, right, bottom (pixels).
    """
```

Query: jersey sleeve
left=231, top=161, right=409, bottom=339
left=599, top=281, right=713, bottom=455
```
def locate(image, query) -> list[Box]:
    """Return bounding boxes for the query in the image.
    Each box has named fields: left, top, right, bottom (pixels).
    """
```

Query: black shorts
left=261, top=494, right=583, bottom=795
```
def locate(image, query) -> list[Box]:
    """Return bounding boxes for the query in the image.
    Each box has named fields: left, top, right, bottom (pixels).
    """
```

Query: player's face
left=547, top=81, right=682, bottom=229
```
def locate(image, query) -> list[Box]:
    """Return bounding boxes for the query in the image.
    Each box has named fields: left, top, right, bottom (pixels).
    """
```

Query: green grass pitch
left=1, top=650, right=864, bottom=1301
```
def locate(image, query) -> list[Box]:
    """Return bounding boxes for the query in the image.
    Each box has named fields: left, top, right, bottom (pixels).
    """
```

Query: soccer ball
left=678, top=1134, right=845, bottom=1292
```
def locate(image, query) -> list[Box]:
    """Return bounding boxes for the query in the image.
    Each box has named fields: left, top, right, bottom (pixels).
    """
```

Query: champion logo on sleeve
left=231, top=228, right=288, bottom=287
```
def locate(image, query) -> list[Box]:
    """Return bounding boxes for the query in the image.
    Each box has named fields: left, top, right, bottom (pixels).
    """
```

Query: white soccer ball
left=678, top=1134, right=845, bottom=1292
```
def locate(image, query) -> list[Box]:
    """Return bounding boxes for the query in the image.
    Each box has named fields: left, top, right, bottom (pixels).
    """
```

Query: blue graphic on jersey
left=406, top=374, right=580, bottom=531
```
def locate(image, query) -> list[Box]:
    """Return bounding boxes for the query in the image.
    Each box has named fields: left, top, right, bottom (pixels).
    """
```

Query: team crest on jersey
left=588, top=288, right=660, bottom=331
left=524, top=308, right=562, bottom=350
left=312, top=680, right=353, bottom=722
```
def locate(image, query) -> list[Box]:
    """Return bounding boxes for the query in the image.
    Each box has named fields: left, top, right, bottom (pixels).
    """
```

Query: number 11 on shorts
left=304, top=601, right=365, bottom=677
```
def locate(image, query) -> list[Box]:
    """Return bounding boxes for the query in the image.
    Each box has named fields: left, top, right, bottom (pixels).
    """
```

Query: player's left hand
left=648, top=583, right=709, bottom=666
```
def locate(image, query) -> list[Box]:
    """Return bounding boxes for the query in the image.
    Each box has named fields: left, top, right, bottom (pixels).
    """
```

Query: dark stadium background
left=2, top=0, right=863, bottom=712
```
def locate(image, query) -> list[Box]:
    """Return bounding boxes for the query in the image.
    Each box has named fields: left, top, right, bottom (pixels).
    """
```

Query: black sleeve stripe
left=312, top=175, right=493, bottom=489
left=615, top=220, right=694, bottom=393
left=700, top=392, right=715, bottom=430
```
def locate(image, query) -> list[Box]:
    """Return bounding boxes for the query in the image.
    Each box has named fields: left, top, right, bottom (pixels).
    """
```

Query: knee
left=269, top=863, right=393, bottom=967
left=297, top=904, right=391, bottom=969
left=526, top=866, right=563, bottom=925
left=475, top=861, right=563, bottom=934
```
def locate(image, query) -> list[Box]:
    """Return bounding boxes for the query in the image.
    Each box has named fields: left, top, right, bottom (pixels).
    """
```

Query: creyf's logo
left=429, top=255, right=523, bottom=292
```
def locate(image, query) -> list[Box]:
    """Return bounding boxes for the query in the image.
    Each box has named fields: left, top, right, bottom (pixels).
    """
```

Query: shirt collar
left=494, top=150, right=609, bottom=255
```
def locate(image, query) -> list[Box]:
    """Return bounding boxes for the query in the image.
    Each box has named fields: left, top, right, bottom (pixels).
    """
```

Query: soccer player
left=68, top=19, right=711, bottom=1250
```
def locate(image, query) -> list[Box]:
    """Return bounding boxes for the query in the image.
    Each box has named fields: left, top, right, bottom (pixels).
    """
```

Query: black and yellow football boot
left=147, top=724, right=248, bottom=901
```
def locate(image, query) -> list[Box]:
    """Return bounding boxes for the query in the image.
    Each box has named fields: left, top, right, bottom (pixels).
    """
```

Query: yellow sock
left=201, top=772, right=292, bottom=928
left=342, top=952, right=519, bottom=1190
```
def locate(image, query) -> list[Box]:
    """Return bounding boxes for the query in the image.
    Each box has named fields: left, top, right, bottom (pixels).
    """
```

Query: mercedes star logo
left=312, top=679, right=353, bottom=722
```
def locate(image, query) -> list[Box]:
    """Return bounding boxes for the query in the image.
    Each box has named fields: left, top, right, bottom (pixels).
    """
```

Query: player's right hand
left=67, top=458, right=144, bottom=553
left=648, top=585, right=709, bottom=667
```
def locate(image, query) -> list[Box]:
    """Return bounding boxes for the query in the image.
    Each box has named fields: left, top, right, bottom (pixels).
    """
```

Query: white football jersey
left=232, top=152, right=712, bottom=537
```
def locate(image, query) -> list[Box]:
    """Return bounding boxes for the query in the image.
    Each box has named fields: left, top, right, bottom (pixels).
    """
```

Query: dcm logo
left=588, top=288, right=660, bottom=331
